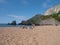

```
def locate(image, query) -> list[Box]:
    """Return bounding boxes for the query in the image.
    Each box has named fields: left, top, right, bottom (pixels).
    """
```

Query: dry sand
left=0, top=26, right=60, bottom=45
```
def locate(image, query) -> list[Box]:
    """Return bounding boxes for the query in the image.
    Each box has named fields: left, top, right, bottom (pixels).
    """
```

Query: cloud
left=42, top=3, right=47, bottom=8
left=0, top=0, right=7, bottom=3
left=7, top=15, right=27, bottom=19
left=21, top=0, right=29, bottom=5
left=46, top=0, right=51, bottom=3
left=42, top=0, right=50, bottom=7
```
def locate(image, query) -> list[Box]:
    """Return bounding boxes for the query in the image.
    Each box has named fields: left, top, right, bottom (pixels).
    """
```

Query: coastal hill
left=20, top=4, right=60, bottom=25
left=8, top=4, right=60, bottom=25
left=19, top=14, right=43, bottom=25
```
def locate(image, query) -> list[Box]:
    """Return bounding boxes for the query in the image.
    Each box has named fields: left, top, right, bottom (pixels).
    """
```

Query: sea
left=0, top=24, right=22, bottom=27
left=0, top=24, right=31, bottom=27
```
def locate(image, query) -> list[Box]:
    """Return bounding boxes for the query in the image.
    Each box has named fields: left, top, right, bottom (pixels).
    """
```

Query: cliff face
left=20, top=14, right=43, bottom=25
left=45, top=4, right=60, bottom=15
left=20, top=4, right=60, bottom=25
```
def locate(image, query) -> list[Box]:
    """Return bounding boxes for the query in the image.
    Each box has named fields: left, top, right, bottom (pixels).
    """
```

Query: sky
left=0, top=0, right=60, bottom=23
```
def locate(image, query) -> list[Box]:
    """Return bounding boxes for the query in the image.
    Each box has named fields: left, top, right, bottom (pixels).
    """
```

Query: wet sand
left=0, top=26, right=60, bottom=45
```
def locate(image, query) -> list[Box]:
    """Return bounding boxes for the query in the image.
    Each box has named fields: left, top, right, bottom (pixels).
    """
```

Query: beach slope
left=0, top=26, right=60, bottom=45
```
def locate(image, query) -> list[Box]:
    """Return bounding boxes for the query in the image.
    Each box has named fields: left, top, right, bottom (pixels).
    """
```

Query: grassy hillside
left=50, top=11, right=60, bottom=21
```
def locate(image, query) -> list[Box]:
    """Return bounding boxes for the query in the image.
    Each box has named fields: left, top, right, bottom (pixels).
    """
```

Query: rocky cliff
left=45, top=4, right=60, bottom=15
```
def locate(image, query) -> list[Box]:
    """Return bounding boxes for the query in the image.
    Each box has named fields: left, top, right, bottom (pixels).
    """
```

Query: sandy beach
left=0, top=26, right=60, bottom=45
